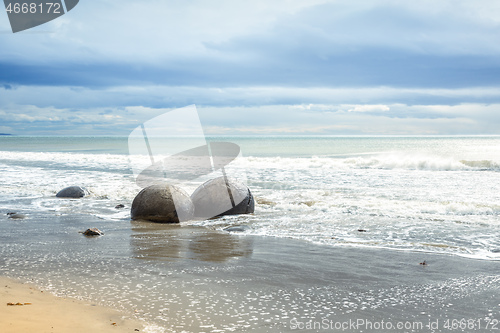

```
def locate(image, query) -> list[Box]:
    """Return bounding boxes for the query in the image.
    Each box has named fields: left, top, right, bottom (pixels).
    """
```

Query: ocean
left=1, top=136, right=499, bottom=332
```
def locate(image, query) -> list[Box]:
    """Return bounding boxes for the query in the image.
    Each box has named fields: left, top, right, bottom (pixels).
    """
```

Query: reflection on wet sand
left=130, top=221, right=253, bottom=262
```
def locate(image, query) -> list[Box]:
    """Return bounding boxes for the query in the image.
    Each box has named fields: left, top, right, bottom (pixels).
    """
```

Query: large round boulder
left=191, top=176, right=255, bottom=219
left=56, top=186, right=89, bottom=198
left=131, top=184, right=194, bottom=223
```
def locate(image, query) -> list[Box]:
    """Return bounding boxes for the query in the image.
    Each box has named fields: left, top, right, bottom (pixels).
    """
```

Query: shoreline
left=0, top=276, right=148, bottom=333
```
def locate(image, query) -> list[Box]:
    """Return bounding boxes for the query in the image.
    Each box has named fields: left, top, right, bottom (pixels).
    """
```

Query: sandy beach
left=0, top=276, right=145, bottom=333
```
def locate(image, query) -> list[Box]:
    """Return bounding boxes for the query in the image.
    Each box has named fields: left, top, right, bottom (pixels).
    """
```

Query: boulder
left=56, top=186, right=89, bottom=198
left=191, top=176, right=255, bottom=219
left=131, top=184, right=194, bottom=223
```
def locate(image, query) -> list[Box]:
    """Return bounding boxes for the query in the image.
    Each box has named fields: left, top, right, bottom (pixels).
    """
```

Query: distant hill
left=0, top=133, right=12, bottom=136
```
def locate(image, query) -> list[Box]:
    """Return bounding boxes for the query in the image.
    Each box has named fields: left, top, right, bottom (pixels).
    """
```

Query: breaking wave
left=243, top=154, right=500, bottom=171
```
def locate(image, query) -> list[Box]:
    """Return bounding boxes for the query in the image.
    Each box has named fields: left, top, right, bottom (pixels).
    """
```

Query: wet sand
left=0, top=276, right=145, bottom=333
left=1, top=214, right=499, bottom=332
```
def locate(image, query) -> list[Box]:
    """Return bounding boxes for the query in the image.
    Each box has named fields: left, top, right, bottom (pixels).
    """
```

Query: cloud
left=2, top=85, right=500, bottom=110
left=1, top=102, right=499, bottom=136
left=1, top=0, right=500, bottom=135
left=0, top=104, right=139, bottom=135
left=199, top=103, right=500, bottom=135
left=1, top=1, right=500, bottom=89
left=1, top=0, right=328, bottom=63
left=347, top=105, right=390, bottom=113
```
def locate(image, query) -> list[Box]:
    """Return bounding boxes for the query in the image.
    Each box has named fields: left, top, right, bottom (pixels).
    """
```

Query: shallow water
left=1, top=136, right=499, bottom=260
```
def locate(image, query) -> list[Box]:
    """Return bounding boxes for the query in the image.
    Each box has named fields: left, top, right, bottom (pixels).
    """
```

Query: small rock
left=56, top=186, right=89, bottom=198
left=357, top=229, right=367, bottom=232
left=115, top=204, right=125, bottom=209
left=81, top=228, right=104, bottom=236
left=7, top=213, right=26, bottom=219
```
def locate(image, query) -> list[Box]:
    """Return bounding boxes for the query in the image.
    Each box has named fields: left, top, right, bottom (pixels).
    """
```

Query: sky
left=1, top=0, right=500, bottom=135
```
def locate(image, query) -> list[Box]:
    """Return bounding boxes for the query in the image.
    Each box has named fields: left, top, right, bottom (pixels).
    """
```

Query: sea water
left=1, top=136, right=499, bottom=260
left=0, top=136, right=499, bottom=332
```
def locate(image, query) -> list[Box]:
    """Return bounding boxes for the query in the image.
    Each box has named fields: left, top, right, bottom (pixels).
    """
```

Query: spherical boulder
left=131, top=184, right=194, bottom=223
left=56, top=186, right=89, bottom=198
left=191, top=176, right=255, bottom=219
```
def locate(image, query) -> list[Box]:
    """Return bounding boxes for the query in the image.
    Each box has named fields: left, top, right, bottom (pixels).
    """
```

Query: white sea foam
left=2, top=150, right=500, bottom=172
left=1, top=146, right=500, bottom=260
left=242, top=154, right=500, bottom=171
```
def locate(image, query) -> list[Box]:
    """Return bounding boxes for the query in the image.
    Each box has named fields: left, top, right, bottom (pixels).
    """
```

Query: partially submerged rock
left=56, top=186, right=89, bottom=198
left=223, top=225, right=251, bottom=232
left=191, top=176, right=254, bottom=219
left=131, top=184, right=194, bottom=223
left=7, top=212, right=26, bottom=219
left=115, top=204, right=125, bottom=209
left=81, top=228, right=104, bottom=236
